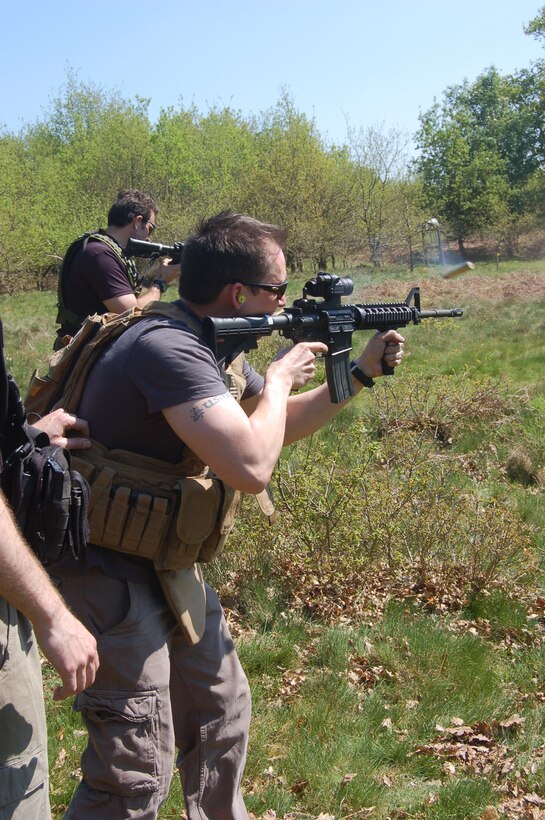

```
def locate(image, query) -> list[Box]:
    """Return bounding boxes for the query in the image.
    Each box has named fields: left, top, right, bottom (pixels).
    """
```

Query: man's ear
left=227, top=282, right=245, bottom=310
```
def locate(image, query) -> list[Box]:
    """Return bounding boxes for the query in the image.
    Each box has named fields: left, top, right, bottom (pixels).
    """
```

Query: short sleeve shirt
left=75, top=309, right=264, bottom=580
left=79, top=311, right=264, bottom=462
left=59, top=235, right=135, bottom=337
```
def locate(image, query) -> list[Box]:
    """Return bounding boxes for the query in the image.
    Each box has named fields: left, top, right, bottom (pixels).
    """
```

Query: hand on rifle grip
left=382, top=359, right=395, bottom=376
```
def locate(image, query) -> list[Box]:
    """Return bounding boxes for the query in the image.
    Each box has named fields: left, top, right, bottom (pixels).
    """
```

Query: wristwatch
left=350, top=360, right=375, bottom=388
left=151, top=278, right=168, bottom=295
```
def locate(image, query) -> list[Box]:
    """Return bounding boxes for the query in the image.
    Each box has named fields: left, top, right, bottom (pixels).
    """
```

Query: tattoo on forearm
left=190, top=393, right=229, bottom=422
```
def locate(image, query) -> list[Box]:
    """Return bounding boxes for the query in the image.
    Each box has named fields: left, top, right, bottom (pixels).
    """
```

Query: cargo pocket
left=74, top=689, right=159, bottom=796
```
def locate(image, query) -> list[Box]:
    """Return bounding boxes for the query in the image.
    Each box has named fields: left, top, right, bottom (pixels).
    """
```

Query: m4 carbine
left=125, top=237, right=184, bottom=263
left=202, top=273, right=464, bottom=403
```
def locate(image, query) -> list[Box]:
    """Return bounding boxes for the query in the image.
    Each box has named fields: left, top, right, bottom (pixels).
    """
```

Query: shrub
left=214, top=369, right=537, bottom=618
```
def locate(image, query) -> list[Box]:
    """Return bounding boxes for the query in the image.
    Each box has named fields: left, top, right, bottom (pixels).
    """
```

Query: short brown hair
left=107, top=190, right=158, bottom=227
left=179, top=210, right=287, bottom=304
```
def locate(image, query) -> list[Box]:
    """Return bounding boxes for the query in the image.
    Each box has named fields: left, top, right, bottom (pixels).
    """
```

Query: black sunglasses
left=228, top=280, right=289, bottom=298
left=134, top=213, right=156, bottom=233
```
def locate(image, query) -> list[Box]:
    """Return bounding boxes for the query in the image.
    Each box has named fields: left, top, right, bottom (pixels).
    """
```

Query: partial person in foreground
left=0, top=378, right=99, bottom=820
left=54, top=189, right=180, bottom=348
left=52, top=211, right=405, bottom=819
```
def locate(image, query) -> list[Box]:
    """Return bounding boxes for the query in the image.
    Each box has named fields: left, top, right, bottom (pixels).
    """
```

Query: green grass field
left=2, top=260, right=545, bottom=818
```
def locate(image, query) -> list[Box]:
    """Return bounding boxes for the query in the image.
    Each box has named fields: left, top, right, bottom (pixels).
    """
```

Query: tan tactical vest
left=55, top=231, right=142, bottom=341
left=67, top=301, right=268, bottom=570
left=29, top=300, right=274, bottom=643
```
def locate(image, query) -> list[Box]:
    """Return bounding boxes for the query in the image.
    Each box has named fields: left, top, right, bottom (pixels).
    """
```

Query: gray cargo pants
left=55, top=567, right=251, bottom=819
left=0, top=597, right=51, bottom=820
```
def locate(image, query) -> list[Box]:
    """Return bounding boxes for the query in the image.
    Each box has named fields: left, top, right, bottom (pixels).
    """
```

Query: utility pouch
left=161, top=477, right=242, bottom=571
left=0, top=361, right=90, bottom=566
left=3, top=436, right=90, bottom=566
left=71, top=441, right=241, bottom=569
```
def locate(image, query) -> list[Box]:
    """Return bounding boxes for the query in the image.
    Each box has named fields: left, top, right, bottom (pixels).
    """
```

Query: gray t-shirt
left=75, top=307, right=264, bottom=580
left=80, top=311, right=264, bottom=462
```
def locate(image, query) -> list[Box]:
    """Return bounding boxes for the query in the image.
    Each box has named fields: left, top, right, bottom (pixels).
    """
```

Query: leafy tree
left=251, top=91, right=353, bottom=271
left=150, top=104, right=204, bottom=237
left=10, top=73, right=157, bottom=276
left=415, top=67, right=542, bottom=254
left=152, top=103, right=260, bottom=239
left=524, top=5, right=545, bottom=43
left=391, top=175, right=428, bottom=270
left=0, top=133, right=35, bottom=284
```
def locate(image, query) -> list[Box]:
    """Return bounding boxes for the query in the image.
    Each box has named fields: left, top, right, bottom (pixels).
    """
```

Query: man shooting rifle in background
left=54, top=189, right=180, bottom=349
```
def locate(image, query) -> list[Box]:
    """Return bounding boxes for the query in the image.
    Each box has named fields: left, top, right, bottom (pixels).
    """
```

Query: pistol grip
left=382, top=359, right=395, bottom=376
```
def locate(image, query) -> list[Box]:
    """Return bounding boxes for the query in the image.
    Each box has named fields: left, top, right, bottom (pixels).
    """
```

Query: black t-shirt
left=59, top=235, right=135, bottom=338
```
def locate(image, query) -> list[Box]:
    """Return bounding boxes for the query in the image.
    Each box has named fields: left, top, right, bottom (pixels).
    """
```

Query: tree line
left=2, top=13, right=545, bottom=290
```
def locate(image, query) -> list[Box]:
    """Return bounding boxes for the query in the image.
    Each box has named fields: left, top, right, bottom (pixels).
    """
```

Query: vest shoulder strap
left=28, top=301, right=211, bottom=419
left=56, top=231, right=142, bottom=330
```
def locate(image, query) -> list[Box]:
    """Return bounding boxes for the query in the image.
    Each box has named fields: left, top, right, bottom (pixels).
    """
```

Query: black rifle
left=202, top=273, right=464, bottom=403
left=125, top=237, right=184, bottom=263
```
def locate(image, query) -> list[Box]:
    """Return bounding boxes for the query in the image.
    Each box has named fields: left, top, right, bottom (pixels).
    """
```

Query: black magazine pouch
left=0, top=318, right=89, bottom=565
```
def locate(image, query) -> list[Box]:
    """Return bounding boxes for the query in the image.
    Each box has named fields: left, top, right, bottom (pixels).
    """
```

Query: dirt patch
left=358, top=270, right=545, bottom=306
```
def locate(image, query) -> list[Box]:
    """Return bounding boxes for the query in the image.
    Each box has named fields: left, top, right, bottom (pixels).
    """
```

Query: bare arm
left=163, top=341, right=327, bottom=493
left=283, top=330, right=405, bottom=444
left=0, top=491, right=99, bottom=700
left=104, top=260, right=181, bottom=314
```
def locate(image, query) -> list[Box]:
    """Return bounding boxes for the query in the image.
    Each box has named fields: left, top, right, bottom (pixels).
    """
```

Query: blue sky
left=1, top=0, right=543, bottom=149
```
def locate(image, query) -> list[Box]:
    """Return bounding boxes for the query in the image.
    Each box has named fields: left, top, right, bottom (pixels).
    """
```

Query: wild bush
left=505, top=445, right=538, bottom=486
left=214, top=369, right=537, bottom=617
left=366, top=367, right=521, bottom=446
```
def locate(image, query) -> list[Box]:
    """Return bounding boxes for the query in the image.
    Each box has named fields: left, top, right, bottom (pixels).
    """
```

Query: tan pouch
left=156, top=564, right=207, bottom=645
left=198, top=483, right=242, bottom=563
left=154, top=477, right=241, bottom=570
left=71, top=442, right=242, bottom=568
left=71, top=444, right=180, bottom=560
left=73, top=456, right=174, bottom=560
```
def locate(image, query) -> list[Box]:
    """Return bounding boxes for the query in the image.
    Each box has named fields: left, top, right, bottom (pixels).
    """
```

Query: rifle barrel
left=420, top=308, right=464, bottom=318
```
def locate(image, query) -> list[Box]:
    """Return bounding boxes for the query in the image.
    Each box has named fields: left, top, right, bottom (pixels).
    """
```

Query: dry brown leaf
left=499, top=713, right=525, bottom=730
left=524, top=793, right=545, bottom=806
left=469, top=734, right=495, bottom=748
left=442, top=761, right=456, bottom=776
left=290, top=779, right=308, bottom=795
left=381, top=717, right=393, bottom=731
left=54, top=747, right=67, bottom=769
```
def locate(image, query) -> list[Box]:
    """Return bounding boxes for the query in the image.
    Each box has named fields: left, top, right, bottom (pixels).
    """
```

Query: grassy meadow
left=2, top=259, right=545, bottom=819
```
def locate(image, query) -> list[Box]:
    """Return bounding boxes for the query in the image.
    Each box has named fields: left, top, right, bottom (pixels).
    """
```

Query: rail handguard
left=202, top=273, right=464, bottom=403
